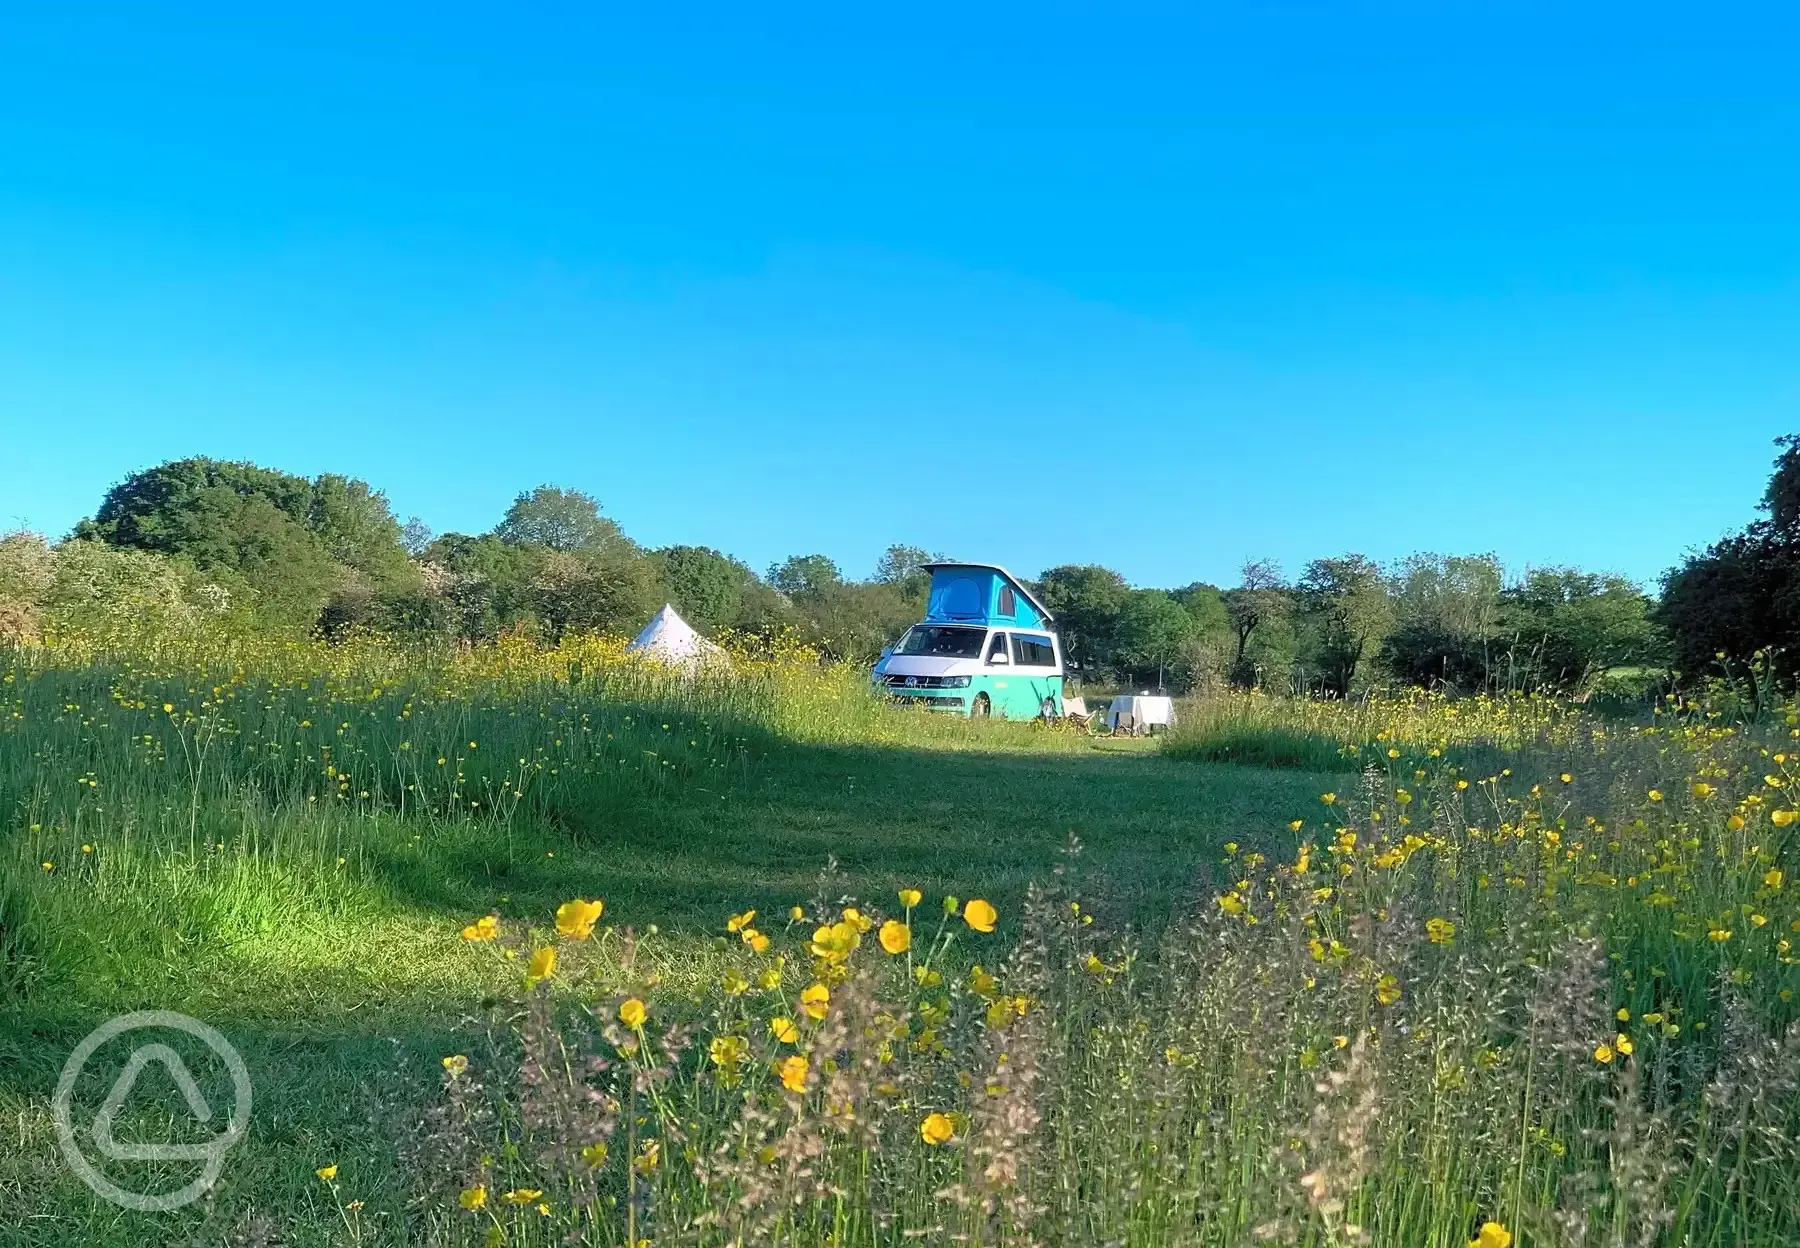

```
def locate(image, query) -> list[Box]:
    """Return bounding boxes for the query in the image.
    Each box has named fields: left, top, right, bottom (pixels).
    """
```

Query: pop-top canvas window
left=998, top=585, right=1016, bottom=616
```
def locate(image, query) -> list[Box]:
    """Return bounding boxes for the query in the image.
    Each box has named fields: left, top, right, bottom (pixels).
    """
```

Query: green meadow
left=4, top=637, right=1799, bottom=1247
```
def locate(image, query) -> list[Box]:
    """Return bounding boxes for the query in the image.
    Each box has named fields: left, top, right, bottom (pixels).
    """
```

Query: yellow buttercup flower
left=1469, top=1222, right=1512, bottom=1248
left=461, top=913, right=499, bottom=942
left=770, top=1016, right=799, bottom=1044
left=963, top=899, right=997, bottom=933
left=778, top=1054, right=809, bottom=1093
left=502, top=1187, right=544, bottom=1205
left=316, top=1164, right=338, bottom=1181
left=1376, top=974, right=1402, bottom=1006
left=619, top=997, right=647, bottom=1029
left=811, top=920, right=861, bottom=963
left=555, top=897, right=604, bottom=940
left=1594, top=1042, right=1615, bottom=1064
left=709, top=1035, right=748, bottom=1068
left=525, top=946, right=557, bottom=984
left=727, top=909, right=757, bottom=932
left=921, top=1112, right=956, bottom=1145
left=458, top=1185, right=487, bottom=1210
left=1773, top=809, right=1798, bottom=827
left=878, top=920, right=911, bottom=955
left=898, top=888, right=922, bottom=909
left=442, top=1054, right=469, bottom=1078
left=1425, top=917, right=1456, bottom=945
left=800, top=982, right=830, bottom=1019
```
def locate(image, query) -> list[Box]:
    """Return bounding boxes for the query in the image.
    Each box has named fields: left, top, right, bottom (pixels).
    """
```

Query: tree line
left=2, top=443, right=1796, bottom=697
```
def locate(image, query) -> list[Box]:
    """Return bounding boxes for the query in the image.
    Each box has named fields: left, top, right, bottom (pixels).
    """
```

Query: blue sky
left=2, top=4, right=1795, bottom=589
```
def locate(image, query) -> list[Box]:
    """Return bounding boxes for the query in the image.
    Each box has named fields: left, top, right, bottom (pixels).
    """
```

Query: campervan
left=872, top=563, right=1064, bottom=719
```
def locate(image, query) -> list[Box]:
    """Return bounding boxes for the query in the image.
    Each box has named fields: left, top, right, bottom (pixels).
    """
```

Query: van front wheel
left=970, top=693, right=991, bottom=719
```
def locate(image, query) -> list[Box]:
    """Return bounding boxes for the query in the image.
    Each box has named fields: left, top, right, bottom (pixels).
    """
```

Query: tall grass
left=7, top=632, right=1800, bottom=1245
left=400, top=694, right=1800, bottom=1246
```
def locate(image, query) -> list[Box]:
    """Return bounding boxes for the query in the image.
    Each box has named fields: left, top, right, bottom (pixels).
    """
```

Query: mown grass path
left=1, top=731, right=1326, bottom=1246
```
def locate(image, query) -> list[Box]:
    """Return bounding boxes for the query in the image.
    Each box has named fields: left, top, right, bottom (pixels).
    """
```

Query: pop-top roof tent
left=920, top=563, right=1055, bottom=631
left=628, top=604, right=726, bottom=666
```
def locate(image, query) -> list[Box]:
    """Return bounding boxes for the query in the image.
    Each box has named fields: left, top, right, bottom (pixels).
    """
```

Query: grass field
left=3, top=637, right=1799, bottom=1246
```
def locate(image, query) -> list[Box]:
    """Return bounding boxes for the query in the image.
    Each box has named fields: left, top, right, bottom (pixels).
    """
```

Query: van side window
left=998, top=585, right=1016, bottom=616
left=986, top=632, right=1010, bottom=663
left=1011, top=634, right=1055, bottom=667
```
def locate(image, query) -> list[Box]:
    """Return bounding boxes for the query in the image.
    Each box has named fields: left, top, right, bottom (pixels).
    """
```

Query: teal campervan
left=874, top=563, right=1064, bottom=719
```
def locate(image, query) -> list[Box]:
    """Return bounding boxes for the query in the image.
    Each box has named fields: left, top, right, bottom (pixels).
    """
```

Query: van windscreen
left=894, top=626, right=986, bottom=658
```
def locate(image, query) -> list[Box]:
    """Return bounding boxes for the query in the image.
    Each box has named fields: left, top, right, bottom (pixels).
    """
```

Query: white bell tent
left=627, top=604, right=726, bottom=667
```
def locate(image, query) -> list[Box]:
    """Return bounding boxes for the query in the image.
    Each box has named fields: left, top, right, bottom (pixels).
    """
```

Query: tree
left=768, top=554, right=843, bottom=602
left=532, top=547, right=664, bottom=640
left=872, top=544, right=941, bottom=588
left=1114, top=590, right=1195, bottom=690
left=653, top=545, right=756, bottom=634
left=75, top=458, right=417, bottom=636
left=1223, top=560, right=1290, bottom=687
left=494, top=486, right=625, bottom=553
left=1035, top=565, right=1129, bottom=678
left=1170, top=583, right=1234, bottom=692
left=1381, top=554, right=1505, bottom=689
left=1297, top=555, right=1395, bottom=696
left=1661, top=436, right=1800, bottom=682
left=1502, top=569, right=1662, bottom=691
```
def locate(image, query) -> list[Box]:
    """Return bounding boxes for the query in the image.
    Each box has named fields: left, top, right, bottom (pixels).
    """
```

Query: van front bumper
left=887, top=692, right=968, bottom=712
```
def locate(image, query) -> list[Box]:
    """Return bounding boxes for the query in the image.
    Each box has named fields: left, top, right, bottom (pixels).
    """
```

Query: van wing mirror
left=988, top=651, right=1010, bottom=665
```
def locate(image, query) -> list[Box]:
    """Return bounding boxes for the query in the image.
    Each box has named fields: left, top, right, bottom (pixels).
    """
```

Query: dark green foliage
left=1035, top=564, right=1130, bottom=676
left=768, top=553, right=843, bottom=601
left=1113, top=589, right=1196, bottom=689
left=872, top=544, right=942, bottom=590
left=653, top=545, right=759, bottom=634
left=494, top=485, right=626, bottom=553
left=1499, top=568, right=1664, bottom=689
left=1296, top=554, right=1395, bottom=696
left=1662, top=436, right=1800, bottom=681
left=1223, top=560, right=1291, bottom=688
left=77, top=458, right=416, bottom=635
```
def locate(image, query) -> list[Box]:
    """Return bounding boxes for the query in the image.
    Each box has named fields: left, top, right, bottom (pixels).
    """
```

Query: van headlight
left=944, top=675, right=971, bottom=688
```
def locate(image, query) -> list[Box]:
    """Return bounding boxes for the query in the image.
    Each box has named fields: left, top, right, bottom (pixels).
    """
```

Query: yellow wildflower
left=778, top=1054, right=809, bottom=1093
left=811, top=921, right=861, bottom=963
left=462, top=914, right=499, bottom=942
left=727, top=909, right=757, bottom=932
left=619, top=997, right=647, bottom=1029
left=555, top=898, right=604, bottom=940
left=316, top=1164, right=338, bottom=1181
left=1594, top=1043, right=1615, bottom=1064
left=879, top=920, right=911, bottom=955
left=963, top=899, right=998, bottom=933
left=898, top=888, right=922, bottom=908
left=800, top=982, right=830, bottom=1020
left=458, top=1185, right=487, bottom=1211
left=1469, top=1222, right=1512, bottom=1248
left=770, top=1016, right=799, bottom=1044
left=920, top=1112, right=956, bottom=1145
left=525, top=946, right=556, bottom=984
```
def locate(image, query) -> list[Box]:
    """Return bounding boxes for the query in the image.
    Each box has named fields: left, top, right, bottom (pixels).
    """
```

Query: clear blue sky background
left=2, top=4, right=1795, bottom=589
